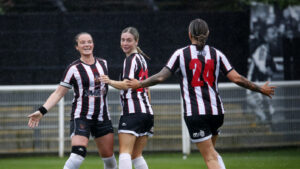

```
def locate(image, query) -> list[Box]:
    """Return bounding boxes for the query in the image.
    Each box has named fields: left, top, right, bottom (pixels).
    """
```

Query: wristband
left=38, top=106, right=48, bottom=115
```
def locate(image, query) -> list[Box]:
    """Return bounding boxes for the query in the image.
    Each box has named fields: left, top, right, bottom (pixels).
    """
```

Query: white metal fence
left=0, top=81, right=300, bottom=157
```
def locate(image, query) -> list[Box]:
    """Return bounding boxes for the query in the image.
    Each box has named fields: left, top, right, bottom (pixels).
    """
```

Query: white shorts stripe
left=191, top=134, right=212, bottom=143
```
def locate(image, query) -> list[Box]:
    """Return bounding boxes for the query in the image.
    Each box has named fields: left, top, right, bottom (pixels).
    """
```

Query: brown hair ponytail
left=188, top=18, right=209, bottom=50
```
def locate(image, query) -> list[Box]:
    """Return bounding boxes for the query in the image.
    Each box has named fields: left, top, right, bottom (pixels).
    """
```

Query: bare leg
left=196, top=138, right=220, bottom=169
left=118, top=133, right=137, bottom=169
left=212, top=135, right=218, bottom=147
left=211, top=135, right=226, bottom=169
left=132, top=136, right=149, bottom=169
left=132, top=135, right=148, bottom=159
left=94, top=133, right=117, bottom=169
left=94, top=133, right=114, bottom=157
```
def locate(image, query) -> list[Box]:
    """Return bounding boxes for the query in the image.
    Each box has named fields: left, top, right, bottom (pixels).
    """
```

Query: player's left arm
left=226, top=69, right=276, bottom=98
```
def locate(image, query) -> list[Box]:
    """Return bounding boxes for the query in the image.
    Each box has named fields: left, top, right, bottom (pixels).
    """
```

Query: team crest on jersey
left=94, top=75, right=100, bottom=84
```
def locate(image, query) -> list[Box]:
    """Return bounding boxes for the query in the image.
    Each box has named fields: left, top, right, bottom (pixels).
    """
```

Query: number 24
left=189, top=59, right=215, bottom=87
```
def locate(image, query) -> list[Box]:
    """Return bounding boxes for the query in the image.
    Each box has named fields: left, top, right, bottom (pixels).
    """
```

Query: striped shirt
left=120, top=53, right=153, bottom=115
left=60, top=57, right=110, bottom=121
left=165, top=45, right=233, bottom=116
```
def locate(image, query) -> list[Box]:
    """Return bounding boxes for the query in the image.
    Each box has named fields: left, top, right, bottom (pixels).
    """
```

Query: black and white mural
left=248, top=2, right=300, bottom=122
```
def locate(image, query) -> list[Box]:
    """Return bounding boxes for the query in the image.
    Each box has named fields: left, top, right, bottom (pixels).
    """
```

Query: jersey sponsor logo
left=83, top=88, right=106, bottom=97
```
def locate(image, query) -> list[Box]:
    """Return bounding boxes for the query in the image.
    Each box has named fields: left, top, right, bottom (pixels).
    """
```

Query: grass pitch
left=0, top=148, right=299, bottom=169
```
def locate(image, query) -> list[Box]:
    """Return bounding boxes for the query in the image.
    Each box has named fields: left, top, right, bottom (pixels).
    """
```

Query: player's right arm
left=127, top=67, right=172, bottom=89
left=28, top=85, right=69, bottom=128
left=128, top=49, right=178, bottom=89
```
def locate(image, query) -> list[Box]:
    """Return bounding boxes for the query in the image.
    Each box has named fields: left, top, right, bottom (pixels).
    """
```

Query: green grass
left=0, top=148, right=299, bottom=169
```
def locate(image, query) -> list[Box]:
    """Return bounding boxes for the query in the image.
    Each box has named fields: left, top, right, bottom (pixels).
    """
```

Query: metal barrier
left=0, top=81, right=300, bottom=157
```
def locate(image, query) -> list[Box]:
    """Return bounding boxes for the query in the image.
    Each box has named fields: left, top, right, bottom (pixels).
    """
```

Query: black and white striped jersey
left=60, top=57, right=110, bottom=121
left=165, top=44, right=233, bottom=116
left=120, top=53, right=153, bottom=116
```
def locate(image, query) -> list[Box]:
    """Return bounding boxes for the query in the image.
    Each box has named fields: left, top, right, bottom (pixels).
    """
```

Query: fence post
left=58, top=97, right=65, bottom=157
left=181, top=97, right=190, bottom=159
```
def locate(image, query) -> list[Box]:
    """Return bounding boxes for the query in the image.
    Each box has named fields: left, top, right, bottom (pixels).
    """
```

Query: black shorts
left=70, top=118, right=114, bottom=139
left=118, top=113, right=154, bottom=137
left=184, top=114, right=224, bottom=143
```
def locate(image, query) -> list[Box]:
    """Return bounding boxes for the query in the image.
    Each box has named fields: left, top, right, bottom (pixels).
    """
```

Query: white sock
left=217, top=155, right=226, bottom=169
left=63, top=153, right=85, bottom=169
left=132, top=156, right=148, bottom=169
left=119, top=153, right=132, bottom=169
left=102, top=154, right=117, bottom=169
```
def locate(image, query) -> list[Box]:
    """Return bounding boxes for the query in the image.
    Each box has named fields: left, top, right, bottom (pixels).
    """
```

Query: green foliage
left=240, top=0, right=300, bottom=9
left=0, top=3, right=4, bottom=14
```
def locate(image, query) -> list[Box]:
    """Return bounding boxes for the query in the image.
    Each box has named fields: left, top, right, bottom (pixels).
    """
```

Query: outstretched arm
left=226, top=69, right=275, bottom=98
left=100, top=75, right=129, bottom=90
left=28, top=85, right=69, bottom=128
left=127, top=67, right=172, bottom=89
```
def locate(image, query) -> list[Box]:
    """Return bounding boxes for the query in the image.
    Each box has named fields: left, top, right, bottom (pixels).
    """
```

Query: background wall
left=0, top=12, right=249, bottom=84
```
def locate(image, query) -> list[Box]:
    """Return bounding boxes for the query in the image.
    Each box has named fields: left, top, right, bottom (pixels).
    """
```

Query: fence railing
left=0, top=81, right=300, bottom=157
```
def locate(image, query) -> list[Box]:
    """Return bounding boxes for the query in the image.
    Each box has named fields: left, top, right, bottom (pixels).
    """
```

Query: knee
left=72, top=146, right=87, bottom=158
left=64, top=146, right=86, bottom=169
left=202, top=150, right=218, bottom=163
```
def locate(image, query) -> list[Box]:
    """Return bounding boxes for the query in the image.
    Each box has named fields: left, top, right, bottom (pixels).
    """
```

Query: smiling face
left=75, top=33, right=94, bottom=57
left=120, top=32, right=138, bottom=56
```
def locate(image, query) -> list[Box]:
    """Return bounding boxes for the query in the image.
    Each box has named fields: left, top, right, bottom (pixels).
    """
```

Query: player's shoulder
left=95, top=57, right=107, bottom=64
left=206, top=45, right=225, bottom=57
left=66, top=59, right=81, bottom=69
left=177, top=45, right=190, bottom=52
left=124, top=53, right=137, bottom=62
left=171, top=45, right=190, bottom=56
